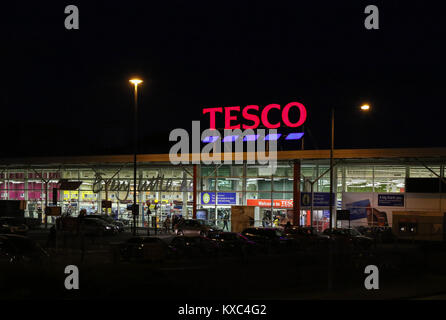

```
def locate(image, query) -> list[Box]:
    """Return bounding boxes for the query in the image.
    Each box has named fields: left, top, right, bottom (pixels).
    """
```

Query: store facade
left=1, top=148, right=446, bottom=230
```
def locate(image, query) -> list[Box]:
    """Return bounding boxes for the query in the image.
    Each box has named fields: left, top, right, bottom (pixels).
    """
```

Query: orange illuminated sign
left=247, top=199, right=294, bottom=208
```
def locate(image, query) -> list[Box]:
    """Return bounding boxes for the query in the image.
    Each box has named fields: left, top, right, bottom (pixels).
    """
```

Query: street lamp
left=360, top=104, right=370, bottom=111
left=130, top=78, right=143, bottom=236
left=328, top=104, right=371, bottom=230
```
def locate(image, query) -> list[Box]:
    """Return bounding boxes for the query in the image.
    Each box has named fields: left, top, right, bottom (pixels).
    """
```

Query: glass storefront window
left=301, top=165, right=316, bottom=181
left=216, top=165, right=231, bottom=177
left=318, top=177, right=330, bottom=193
left=410, top=166, right=440, bottom=178
left=201, top=177, right=216, bottom=191
left=374, top=178, right=404, bottom=193
left=247, top=166, right=274, bottom=177
left=272, top=192, right=293, bottom=200
left=374, top=166, right=406, bottom=193
left=345, top=166, right=373, bottom=192
left=1, top=160, right=443, bottom=226
left=201, top=165, right=215, bottom=178
left=337, top=169, right=343, bottom=193
left=217, top=178, right=242, bottom=191
left=246, top=178, right=261, bottom=191
left=273, top=178, right=293, bottom=192
left=246, top=167, right=258, bottom=177
left=216, top=165, right=243, bottom=177
left=246, top=191, right=259, bottom=200
left=257, top=178, right=272, bottom=193
left=274, top=165, right=293, bottom=177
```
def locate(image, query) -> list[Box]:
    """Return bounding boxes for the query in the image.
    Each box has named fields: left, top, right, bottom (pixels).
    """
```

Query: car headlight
left=106, top=226, right=111, bottom=230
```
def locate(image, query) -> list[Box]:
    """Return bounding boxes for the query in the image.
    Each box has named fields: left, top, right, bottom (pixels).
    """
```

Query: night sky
left=3, top=1, right=446, bottom=158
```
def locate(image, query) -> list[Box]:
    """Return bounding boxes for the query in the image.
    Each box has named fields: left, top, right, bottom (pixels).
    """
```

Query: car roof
left=244, top=227, right=277, bottom=231
left=0, top=234, right=29, bottom=240
left=128, top=236, right=162, bottom=241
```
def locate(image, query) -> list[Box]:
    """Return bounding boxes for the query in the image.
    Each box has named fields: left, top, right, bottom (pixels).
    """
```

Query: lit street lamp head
left=129, top=79, right=143, bottom=86
left=360, top=104, right=370, bottom=111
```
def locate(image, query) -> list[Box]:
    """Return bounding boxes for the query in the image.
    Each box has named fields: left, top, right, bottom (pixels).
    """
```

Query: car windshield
left=88, top=219, right=106, bottom=225
left=183, top=220, right=201, bottom=226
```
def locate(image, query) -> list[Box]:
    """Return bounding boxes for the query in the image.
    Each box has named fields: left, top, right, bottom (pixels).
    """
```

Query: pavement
left=3, top=227, right=446, bottom=300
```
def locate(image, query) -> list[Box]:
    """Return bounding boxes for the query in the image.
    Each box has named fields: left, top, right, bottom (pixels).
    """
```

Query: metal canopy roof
left=0, top=147, right=446, bottom=168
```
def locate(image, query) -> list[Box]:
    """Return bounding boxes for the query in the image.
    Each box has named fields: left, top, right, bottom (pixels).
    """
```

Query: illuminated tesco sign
left=203, top=102, right=307, bottom=130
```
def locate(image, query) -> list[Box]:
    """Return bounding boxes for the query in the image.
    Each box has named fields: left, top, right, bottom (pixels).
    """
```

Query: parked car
left=83, top=215, right=125, bottom=232
left=119, top=236, right=168, bottom=262
left=174, top=219, right=221, bottom=237
left=323, top=228, right=373, bottom=250
left=0, top=234, right=49, bottom=265
left=168, top=235, right=220, bottom=258
left=117, top=218, right=130, bottom=226
left=241, top=227, right=291, bottom=252
left=0, top=217, right=29, bottom=235
left=78, top=217, right=117, bottom=236
left=284, top=226, right=330, bottom=248
left=208, top=232, right=259, bottom=256
left=24, top=217, right=41, bottom=229
left=355, top=226, right=395, bottom=243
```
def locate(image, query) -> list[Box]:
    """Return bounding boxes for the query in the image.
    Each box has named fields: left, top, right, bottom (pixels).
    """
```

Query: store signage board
left=201, top=192, right=237, bottom=205
left=345, top=199, right=370, bottom=220
left=337, top=210, right=351, bottom=221
left=377, top=194, right=404, bottom=207
left=203, top=102, right=307, bottom=129
left=45, top=206, right=61, bottom=216
left=247, top=199, right=293, bottom=208
left=301, top=193, right=336, bottom=207
left=58, top=180, right=82, bottom=190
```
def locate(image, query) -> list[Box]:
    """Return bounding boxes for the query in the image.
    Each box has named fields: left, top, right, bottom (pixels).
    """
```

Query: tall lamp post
left=329, top=104, right=370, bottom=230
left=130, top=78, right=143, bottom=236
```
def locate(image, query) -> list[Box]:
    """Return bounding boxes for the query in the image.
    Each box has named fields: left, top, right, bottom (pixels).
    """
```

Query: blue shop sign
left=201, top=192, right=236, bottom=205
left=378, top=194, right=404, bottom=207
left=301, top=192, right=336, bottom=207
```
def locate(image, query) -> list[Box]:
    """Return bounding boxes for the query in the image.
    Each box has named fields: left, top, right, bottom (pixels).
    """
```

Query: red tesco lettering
left=203, top=102, right=307, bottom=129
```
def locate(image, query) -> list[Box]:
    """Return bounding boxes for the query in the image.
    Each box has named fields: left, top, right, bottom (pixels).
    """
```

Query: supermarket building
left=1, top=147, right=446, bottom=231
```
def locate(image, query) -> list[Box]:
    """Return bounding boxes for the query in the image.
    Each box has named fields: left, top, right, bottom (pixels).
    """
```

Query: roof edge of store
left=1, top=147, right=446, bottom=166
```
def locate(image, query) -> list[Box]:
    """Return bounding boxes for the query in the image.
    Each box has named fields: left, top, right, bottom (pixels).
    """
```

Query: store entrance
left=301, top=208, right=330, bottom=231
left=258, top=207, right=290, bottom=228
left=205, top=206, right=231, bottom=231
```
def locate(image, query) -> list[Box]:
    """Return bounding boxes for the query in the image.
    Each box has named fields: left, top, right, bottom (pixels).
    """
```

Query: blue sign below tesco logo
left=201, top=192, right=237, bottom=205
left=301, top=192, right=336, bottom=207
left=378, top=194, right=404, bottom=207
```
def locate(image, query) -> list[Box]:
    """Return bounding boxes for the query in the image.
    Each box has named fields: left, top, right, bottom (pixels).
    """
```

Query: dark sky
left=3, top=1, right=446, bottom=157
